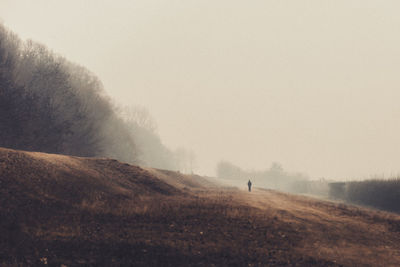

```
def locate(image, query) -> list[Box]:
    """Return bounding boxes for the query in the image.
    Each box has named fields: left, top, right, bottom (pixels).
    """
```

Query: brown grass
left=1, top=147, right=400, bottom=266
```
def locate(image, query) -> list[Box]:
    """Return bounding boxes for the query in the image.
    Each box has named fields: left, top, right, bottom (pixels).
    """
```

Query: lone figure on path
left=248, top=180, right=252, bottom=192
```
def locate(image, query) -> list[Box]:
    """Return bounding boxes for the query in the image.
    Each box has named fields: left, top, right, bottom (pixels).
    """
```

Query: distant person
left=248, top=179, right=252, bottom=192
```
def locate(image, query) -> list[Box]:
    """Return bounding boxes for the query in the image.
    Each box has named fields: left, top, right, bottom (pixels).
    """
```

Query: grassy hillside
left=1, top=147, right=400, bottom=266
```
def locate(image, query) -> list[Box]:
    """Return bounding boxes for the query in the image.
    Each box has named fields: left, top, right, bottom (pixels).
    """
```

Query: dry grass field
left=0, top=147, right=399, bottom=266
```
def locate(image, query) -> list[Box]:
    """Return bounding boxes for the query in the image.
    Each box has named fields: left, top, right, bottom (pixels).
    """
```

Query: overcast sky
left=2, top=1, right=400, bottom=179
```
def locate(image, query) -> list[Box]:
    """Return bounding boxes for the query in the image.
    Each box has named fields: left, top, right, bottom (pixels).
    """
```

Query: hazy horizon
left=2, top=0, right=400, bottom=179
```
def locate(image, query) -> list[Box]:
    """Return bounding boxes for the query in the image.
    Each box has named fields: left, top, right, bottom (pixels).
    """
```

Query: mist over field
left=2, top=2, right=400, bottom=266
left=2, top=1, right=400, bottom=180
left=2, top=18, right=399, bottom=213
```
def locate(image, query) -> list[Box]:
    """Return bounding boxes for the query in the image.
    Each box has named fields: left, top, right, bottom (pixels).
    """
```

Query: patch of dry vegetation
left=1, top=147, right=400, bottom=266
left=252, top=189, right=400, bottom=266
left=2, top=192, right=339, bottom=266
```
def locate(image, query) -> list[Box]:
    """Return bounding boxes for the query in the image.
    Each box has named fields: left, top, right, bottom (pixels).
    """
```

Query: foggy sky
left=2, top=0, right=400, bottom=179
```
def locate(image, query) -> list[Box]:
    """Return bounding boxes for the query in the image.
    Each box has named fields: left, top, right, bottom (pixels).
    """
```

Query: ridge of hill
left=0, top=147, right=213, bottom=202
left=1, top=147, right=400, bottom=266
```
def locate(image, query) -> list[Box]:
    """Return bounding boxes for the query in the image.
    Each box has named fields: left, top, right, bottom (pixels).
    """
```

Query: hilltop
left=0, top=147, right=399, bottom=266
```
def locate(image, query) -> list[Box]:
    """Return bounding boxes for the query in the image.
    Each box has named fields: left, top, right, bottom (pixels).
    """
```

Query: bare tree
left=120, top=105, right=157, bottom=133
left=0, top=23, right=138, bottom=162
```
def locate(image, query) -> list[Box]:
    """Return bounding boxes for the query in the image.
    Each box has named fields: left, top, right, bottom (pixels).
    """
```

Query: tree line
left=0, top=23, right=194, bottom=171
left=328, top=178, right=400, bottom=213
